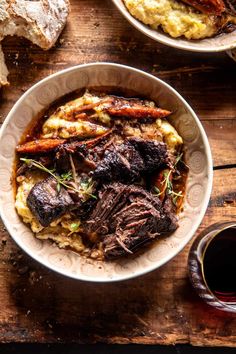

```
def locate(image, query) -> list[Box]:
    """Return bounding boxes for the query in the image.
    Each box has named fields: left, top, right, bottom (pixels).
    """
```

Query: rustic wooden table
left=0, top=0, right=236, bottom=347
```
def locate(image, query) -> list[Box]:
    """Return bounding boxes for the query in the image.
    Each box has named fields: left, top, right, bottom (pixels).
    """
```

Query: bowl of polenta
left=112, top=0, right=236, bottom=52
left=0, top=63, right=212, bottom=281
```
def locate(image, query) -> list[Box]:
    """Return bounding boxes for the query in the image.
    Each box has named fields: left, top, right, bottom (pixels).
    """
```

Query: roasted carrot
left=16, top=139, right=66, bottom=154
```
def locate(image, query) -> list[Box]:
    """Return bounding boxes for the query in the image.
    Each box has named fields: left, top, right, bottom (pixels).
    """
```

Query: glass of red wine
left=188, top=222, right=236, bottom=313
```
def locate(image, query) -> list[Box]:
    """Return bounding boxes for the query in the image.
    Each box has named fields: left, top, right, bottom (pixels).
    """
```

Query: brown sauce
left=16, top=87, right=188, bottom=206
left=14, top=88, right=189, bottom=259
left=17, top=86, right=188, bottom=207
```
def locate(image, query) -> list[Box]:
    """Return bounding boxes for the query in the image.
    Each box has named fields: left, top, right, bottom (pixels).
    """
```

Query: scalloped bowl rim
left=0, top=63, right=213, bottom=282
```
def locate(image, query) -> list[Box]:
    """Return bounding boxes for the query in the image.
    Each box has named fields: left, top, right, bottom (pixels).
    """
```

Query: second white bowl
left=112, top=0, right=236, bottom=52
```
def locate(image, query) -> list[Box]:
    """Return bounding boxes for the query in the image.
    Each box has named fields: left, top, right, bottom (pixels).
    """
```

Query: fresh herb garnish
left=153, top=169, right=183, bottom=205
left=174, top=152, right=183, bottom=167
left=21, top=158, right=80, bottom=195
left=163, top=170, right=173, bottom=194
left=57, top=171, right=73, bottom=192
left=61, top=171, right=73, bottom=181
left=175, top=152, right=189, bottom=169
left=21, top=158, right=56, bottom=177
left=21, top=158, right=97, bottom=200
left=153, top=186, right=160, bottom=195
left=70, top=222, right=80, bottom=232
left=153, top=170, right=171, bottom=197
left=172, top=191, right=183, bottom=205
left=67, top=221, right=81, bottom=236
left=153, top=152, right=188, bottom=204
left=80, top=178, right=97, bottom=200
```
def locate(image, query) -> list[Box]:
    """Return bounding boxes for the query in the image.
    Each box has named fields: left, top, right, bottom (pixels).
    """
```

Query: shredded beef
left=85, top=183, right=178, bottom=259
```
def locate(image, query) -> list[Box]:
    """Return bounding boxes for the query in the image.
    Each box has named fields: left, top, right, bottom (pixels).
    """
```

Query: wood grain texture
left=0, top=169, right=236, bottom=345
left=0, top=0, right=236, bottom=346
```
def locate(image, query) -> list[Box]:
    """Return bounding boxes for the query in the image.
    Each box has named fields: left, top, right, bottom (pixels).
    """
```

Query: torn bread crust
left=0, top=0, right=70, bottom=87
left=0, top=44, right=9, bottom=86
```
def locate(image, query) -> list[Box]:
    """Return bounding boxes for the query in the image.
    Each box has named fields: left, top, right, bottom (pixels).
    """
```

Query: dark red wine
left=203, top=227, right=236, bottom=303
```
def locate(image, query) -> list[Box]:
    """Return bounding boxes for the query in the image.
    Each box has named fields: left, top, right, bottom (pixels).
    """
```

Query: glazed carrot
left=181, top=0, right=225, bottom=15
left=16, top=139, right=66, bottom=154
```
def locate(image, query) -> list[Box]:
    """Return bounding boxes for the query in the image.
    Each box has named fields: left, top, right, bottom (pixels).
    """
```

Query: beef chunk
left=128, top=137, right=171, bottom=172
left=225, top=0, right=236, bottom=16
left=55, top=142, right=90, bottom=172
left=93, top=143, right=144, bottom=183
left=85, top=183, right=178, bottom=259
left=55, top=131, right=113, bottom=172
left=93, top=138, right=170, bottom=184
left=27, top=176, right=74, bottom=227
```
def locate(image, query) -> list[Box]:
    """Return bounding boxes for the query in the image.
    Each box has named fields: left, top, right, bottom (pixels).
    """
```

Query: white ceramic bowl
left=112, top=0, right=236, bottom=52
left=0, top=63, right=213, bottom=282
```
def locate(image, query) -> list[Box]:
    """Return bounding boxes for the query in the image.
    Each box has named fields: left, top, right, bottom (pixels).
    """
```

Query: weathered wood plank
left=0, top=0, right=236, bottom=346
left=202, top=120, right=236, bottom=167
left=0, top=168, right=235, bottom=345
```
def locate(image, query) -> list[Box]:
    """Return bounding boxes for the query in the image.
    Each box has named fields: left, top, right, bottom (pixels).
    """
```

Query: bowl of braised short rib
left=0, top=63, right=213, bottom=281
left=112, top=0, right=236, bottom=52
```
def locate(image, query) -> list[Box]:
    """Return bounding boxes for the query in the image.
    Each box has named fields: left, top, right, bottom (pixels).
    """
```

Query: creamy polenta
left=42, top=91, right=110, bottom=139
left=123, top=0, right=235, bottom=39
left=15, top=90, right=188, bottom=260
left=15, top=172, right=88, bottom=253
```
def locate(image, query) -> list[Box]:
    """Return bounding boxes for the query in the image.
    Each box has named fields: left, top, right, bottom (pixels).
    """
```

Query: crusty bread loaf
left=0, top=0, right=70, bottom=87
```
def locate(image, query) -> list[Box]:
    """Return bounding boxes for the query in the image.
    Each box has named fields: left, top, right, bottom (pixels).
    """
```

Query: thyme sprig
left=80, top=178, right=97, bottom=199
left=57, top=171, right=73, bottom=192
left=21, top=157, right=76, bottom=192
left=175, top=152, right=189, bottom=169
left=20, top=158, right=96, bottom=198
left=154, top=169, right=172, bottom=198
left=175, top=152, right=183, bottom=167
left=154, top=169, right=183, bottom=205
left=172, top=190, right=183, bottom=205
